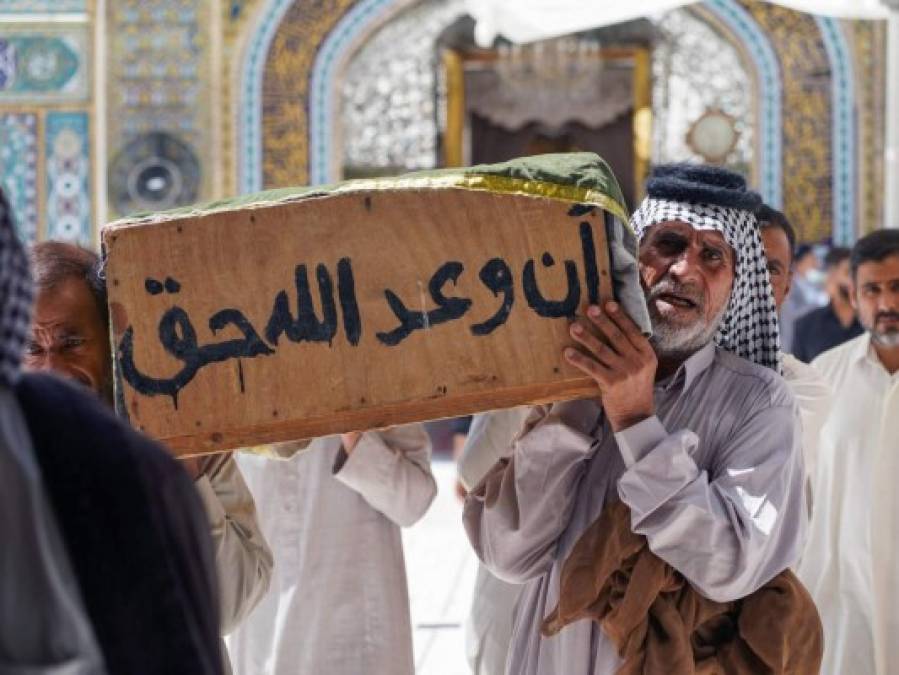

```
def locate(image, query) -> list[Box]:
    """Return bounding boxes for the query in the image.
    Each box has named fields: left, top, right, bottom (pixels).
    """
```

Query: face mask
left=806, top=268, right=826, bottom=285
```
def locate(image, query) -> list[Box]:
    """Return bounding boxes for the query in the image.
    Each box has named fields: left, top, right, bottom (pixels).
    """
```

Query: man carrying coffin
left=464, top=165, right=812, bottom=674
left=23, top=241, right=272, bottom=675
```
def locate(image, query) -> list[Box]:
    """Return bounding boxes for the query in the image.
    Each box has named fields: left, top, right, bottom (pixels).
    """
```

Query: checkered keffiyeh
left=0, top=191, right=33, bottom=386
left=631, top=197, right=782, bottom=373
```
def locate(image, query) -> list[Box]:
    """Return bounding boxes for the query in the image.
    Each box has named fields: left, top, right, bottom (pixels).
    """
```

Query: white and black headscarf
left=0, top=190, right=33, bottom=387
left=631, top=164, right=781, bottom=373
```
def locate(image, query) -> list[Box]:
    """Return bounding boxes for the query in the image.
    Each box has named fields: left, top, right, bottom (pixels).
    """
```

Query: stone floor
left=403, top=459, right=479, bottom=675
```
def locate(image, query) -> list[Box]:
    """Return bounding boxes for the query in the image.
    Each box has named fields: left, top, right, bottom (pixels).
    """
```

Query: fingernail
left=588, top=305, right=601, bottom=317
left=571, top=324, right=582, bottom=335
left=564, top=348, right=576, bottom=359
left=606, top=301, right=618, bottom=312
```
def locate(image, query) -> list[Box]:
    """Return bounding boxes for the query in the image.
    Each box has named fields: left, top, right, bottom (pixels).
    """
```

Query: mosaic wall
left=848, top=18, right=887, bottom=235
left=741, top=1, right=834, bottom=243
left=260, top=0, right=358, bottom=188
left=220, top=0, right=266, bottom=197
left=0, top=29, right=90, bottom=103
left=0, top=112, right=38, bottom=243
left=652, top=7, right=754, bottom=172
left=0, top=1, right=86, bottom=11
left=341, top=0, right=464, bottom=173
left=106, top=0, right=211, bottom=218
left=45, top=111, right=91, bottom=242
left=243, top=0, right=887, bottom=242
left=0, top=0, right=92, bottom=245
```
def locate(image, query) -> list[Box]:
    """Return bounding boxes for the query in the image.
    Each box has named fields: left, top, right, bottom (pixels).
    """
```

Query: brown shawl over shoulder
left=542, top=500, right=822, bottom=675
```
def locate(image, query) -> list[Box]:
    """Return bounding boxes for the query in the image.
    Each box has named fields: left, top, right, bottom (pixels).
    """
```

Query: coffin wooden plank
left=104, top=187, right=612, bottom=455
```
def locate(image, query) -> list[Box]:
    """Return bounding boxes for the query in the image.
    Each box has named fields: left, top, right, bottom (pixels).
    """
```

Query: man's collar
left=659, top=341, right=716, bottom=394
left=850, top=331, right=873, bottom=365
left=853, top=331, right=899, bottom=373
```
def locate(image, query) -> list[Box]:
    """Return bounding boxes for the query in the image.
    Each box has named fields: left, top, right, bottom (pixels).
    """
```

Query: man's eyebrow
left=655, top=230, right=688, bottom=241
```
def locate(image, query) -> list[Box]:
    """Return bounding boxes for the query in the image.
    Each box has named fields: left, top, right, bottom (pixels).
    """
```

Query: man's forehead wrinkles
left=31, top=319, right=79, bottom=335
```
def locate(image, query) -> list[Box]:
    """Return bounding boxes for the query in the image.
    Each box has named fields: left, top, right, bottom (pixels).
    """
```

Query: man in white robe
left=227, top=425, right=436, bottom=675
left=458, top=408, right=530, bottom=675
left=464, top=165, right=807, bottom=675
left=756, top=204, right=832, bottom=505
left=799, top=229, right=899, bottom=674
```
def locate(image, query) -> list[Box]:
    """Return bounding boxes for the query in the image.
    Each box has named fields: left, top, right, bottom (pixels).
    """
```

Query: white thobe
left=799, top=333, right=899, bottom=674
left=194, top=455, right=274, bottom=675
left=458, top=409, right=531, bottom=675
left=781, top=352, right=832, bottom=512
left=195, top=454, right=274, bottom=636
left=226, top=426, right=436, bottom=675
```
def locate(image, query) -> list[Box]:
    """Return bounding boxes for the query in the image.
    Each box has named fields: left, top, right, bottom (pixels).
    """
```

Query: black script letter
left=118, top=306, right=204, bottom=409
left=579, top=222, right=600, bottom=307
left=376, top=261, right=472, bottom=346
left=470, top=258, right=514, bottom=336
left=205, top=309, right=275, bottom=360
left=337, top=258, right=362, bottom=346
left=265, top=263, right=338, bottom=346
left=522, top=252, right=580, bottom=318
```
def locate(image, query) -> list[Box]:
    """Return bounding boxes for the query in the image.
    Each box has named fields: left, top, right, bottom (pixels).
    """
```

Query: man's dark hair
left=756, top=204, right=796, bottom=261
left=30, top=241, right=108, bottom=328
left=850, top=229, right=899, bottom=278
left=794, top=244, right=815, bottom=264
left=823, top=246, right=851, bottom=271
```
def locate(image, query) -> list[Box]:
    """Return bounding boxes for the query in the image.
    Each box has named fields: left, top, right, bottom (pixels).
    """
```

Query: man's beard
left=646, top=278, right=728, bottom=359
left=868, top=311, right=899, bottom=348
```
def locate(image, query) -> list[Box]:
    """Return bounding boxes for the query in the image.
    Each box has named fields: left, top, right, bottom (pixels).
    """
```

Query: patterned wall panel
left=221, top=0, right=265, bottom=196
left=0, top=27, right=90, bottom=103
left=45, top=111, right=91, bottom=243
left=259, top=0, right=358, bottom=189
left=340, top=0, right=464, bottom=174
left=0, top=111, right=38, bottom=243
left=740, top=1, right=833, bottom=243
left=849, top=19, right=886, bottom=234
left=0, top=0, right=86, bottom=11
left=107, top=0, right=211, bottom=218
left=652, top=8, right=754, bottom=172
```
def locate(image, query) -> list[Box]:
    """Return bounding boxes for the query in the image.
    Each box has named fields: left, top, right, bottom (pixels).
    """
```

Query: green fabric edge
left=108, top=152, right=628, bottom=227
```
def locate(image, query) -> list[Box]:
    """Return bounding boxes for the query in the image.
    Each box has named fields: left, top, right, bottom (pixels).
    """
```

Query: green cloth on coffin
left=108, top=152, right=650, bottom=334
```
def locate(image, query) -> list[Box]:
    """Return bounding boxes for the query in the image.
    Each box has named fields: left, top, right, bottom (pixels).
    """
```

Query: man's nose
left=30, top=351, right=67, bottom=374
left=879, top=286, right=899, bottom=313
left=667, top=247, right=701, bottom=281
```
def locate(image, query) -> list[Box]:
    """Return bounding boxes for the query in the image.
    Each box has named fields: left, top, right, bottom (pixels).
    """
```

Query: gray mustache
left=876, top=311, right=899, bottom=322
left=648, top=279, right=705, bottom=308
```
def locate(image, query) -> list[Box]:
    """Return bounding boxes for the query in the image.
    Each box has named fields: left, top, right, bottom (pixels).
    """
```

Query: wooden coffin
left=103, top=154, right=631, bottom=454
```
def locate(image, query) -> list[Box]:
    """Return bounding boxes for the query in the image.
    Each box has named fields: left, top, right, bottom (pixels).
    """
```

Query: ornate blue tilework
left=0, top=112, right=38, bottom=243
left=45, top=111, right=91, bottom=244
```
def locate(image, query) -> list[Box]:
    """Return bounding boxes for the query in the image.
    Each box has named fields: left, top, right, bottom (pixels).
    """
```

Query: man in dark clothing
left=0, top=189, right=223, bottom=675
left=793, top=247, right=864, bottom=362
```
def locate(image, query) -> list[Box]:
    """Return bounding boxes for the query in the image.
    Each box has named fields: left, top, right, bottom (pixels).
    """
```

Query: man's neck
left=872, top=341, right=899, bottom=375
left=655, top=353, right=691, bottom=382
left=831, top=300, right=856, bottom=328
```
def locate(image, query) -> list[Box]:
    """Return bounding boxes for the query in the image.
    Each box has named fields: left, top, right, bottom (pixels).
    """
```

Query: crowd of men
left=2, top=161, right=899, bottom=675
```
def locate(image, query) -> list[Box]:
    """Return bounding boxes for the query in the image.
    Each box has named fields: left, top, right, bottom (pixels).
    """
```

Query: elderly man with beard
left=23, top=241, right=272, bottom=675
left=463, top=164, right=807, bottom=675
left=0, top=193, right=222, bottom=672
left=799, top=229, right=899, bottom=675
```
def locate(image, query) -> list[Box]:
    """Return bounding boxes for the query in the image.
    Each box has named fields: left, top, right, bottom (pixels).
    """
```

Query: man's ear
left=849, top=279, right=859, bottom=311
